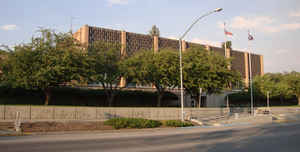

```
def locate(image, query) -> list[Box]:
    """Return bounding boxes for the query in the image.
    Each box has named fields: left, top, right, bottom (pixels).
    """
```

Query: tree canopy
left=1, top=29, right=87, bottom=105
left=182, top=46, right=241, bottom=106
left=149, top=25, right=160, bottom=37
left=122, top=49, right=179, bottom=106
left=253, top=73, right=291, bottom=101
left=221, top=41, right=232, bottom=49
left=285, top=71, right=300, bottom=105
left=253, top=71, right=300, bottom=105
left=86, top=41, right=123, bottom=106
left=0, top=50, right=10, bottom=84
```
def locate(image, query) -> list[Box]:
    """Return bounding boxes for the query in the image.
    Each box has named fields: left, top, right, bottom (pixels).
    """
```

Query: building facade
left=74, top=25, right=264, bottom=88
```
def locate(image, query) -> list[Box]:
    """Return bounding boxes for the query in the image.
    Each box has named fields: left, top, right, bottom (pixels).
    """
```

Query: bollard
left=14, top=112, right=22, bottom=132
left=234, top=113, right=239, bottom=119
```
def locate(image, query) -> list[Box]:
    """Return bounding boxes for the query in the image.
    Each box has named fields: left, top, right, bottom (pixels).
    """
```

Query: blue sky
left=1, top=0, right=300, bottom=73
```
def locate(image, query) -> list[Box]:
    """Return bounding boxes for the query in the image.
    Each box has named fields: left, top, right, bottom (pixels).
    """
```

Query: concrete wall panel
left=31, top=106, right=54, bottom=120
left=76, top=107, right=97, bottom=120
left=54, top=107, right=76, bottom=120
left=0, top=105, right=4, bottom=120
left=4, top=106, right=30, bottom=120
left=0, top=106, right=248, bottom=121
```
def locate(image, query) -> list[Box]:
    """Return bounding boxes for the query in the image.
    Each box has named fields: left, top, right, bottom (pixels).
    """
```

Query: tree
left=86, top=41, right=123, bottom=106
left=0, top=45, right=11, bottom=70
left=0, top=49, right=9, bottom=69
left=221, top=41, right=232, bottom=49
left=253, top=73, right=291, bottom=104
left=122, top=49, right=179, bottom=106
left=1, top=29, right=87, bottom=105
left=182, top=46, right=241, bottom=106
left=0, top=50, right=10, bottom=85
left=285, top=71, right=300, bottom=105
left=149, top=25, right=160, bottom=37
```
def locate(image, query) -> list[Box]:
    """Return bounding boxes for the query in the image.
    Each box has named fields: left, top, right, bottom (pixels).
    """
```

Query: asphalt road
left=1, top=122, right=300, bottom=152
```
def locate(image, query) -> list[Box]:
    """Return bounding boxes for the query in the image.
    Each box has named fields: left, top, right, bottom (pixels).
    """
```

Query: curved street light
left=178, top=8, right=223, bottom=121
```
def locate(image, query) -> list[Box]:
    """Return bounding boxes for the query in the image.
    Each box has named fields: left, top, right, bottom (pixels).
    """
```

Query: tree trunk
left=197, top=94, right=201, bottom=108
left=44, top=88, right=51, bottom=105
left=280, top=96, right=284, bottom=105
left=108, top=94, right=115, bottom=107
left=298, top=95, right=300, bottom=106
left=157, top=92, right=164, bottom=107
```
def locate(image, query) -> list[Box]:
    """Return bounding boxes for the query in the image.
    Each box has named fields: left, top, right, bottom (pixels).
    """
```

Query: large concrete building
left=73, top=25, right=264, bottom=107
left=74, top=25, right=264, bottom=86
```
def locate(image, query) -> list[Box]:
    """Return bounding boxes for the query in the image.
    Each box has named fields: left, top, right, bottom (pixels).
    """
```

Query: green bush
left=165, top=120, right=193, bottom=127
left=228, top=91, right=298, bottom=107
left=104, top=118, right=162, bottom=129
left=0, top=86, right=178, bottom=107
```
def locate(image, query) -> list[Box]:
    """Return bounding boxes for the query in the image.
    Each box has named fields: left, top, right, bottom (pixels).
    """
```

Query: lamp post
left=199, top=87, right=202, bottom=108
left=178, top=8, right=223, bottom=121
left=267, top=91, right=270, bottom=112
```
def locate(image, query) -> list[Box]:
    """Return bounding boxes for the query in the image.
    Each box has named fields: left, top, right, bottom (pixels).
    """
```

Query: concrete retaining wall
left=258, top=107, right=300, bottom=115
left=230, top=107, right=300, bottom=115
left=2, top=106, right=298, bottom=121
left=0, top=105, right=229, bottom=121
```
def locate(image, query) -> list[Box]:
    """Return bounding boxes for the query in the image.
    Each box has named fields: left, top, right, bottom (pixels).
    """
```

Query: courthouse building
left=73, top=25, right=264, bottom=107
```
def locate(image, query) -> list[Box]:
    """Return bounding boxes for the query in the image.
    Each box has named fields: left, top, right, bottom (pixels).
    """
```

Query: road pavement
left=1, top=122, right=300, bottom=152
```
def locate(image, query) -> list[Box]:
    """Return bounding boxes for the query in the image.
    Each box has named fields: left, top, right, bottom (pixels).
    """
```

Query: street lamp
left=178, top=8, right=223, bottom=121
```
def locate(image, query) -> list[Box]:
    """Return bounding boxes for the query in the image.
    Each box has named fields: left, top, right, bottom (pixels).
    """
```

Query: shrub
left=104, top=118, right=162, bottom=129
left=164, top=120, right=193, bottom=127
left=0, top=86, right=178, bottom=107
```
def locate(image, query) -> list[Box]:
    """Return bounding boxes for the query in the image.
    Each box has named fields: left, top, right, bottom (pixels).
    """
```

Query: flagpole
left=224, top=23, right=227, bottom=56
left=224, top=37, right=227, bottom=56
left=248, top=37, right=254, bottom=116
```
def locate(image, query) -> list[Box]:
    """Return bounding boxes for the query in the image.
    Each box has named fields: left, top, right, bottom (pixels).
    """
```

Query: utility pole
left=70, top=17, right=76, bottom=34
left=178, top=8, right=223, bottom=121
left=267, top=91, right=270, bottom=111
left=199, top=87, right=202, bottom=108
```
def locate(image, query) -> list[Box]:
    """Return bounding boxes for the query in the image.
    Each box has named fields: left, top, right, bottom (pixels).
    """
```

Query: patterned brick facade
left=210, top=46, right=225, bottom=56
left=74, top=25, right=264, bottom=87
left=89, top=26, right=121, bottom=44
left=126, top=32, right=153, bottom=56
left=158, top=37, right=179, bottom=50
left=231, top=50, right=246, bottom=78
left=250, top=54, right=261, bottom=77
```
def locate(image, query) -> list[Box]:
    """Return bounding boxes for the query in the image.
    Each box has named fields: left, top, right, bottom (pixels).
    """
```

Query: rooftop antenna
left=115, top=23, right=127, bottom=31
left=70, top=16, right=78, bottom=34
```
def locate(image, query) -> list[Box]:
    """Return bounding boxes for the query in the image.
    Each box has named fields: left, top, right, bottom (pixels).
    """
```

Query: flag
left=248, top=30, right=254, bottom=41
left=224, top=29, right=233, bottom=37
left=224, top=22, right=233, bottom=37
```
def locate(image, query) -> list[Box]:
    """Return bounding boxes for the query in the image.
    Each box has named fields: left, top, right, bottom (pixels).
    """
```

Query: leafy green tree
left=0, top=46, right=11, bottom=70
left=0, top=49, right=9, bottom=85
left=86, top=41, right=123, bottom=106
left=122, top=49, right=179, bottom=106
left=253, top=73, right=291, bottom=104
left=221, top=41, right=232, bottom=49
left=0, top=50, right=9, bottom=68
left=285, top=71, right=300, bottom=105
left=0, top=50, right=11, bottom=86
left=182, top=46, right=241, bottom=106
left=149, top=25, right=160, bottom=37
left=2, top=29, right=87, bottom=105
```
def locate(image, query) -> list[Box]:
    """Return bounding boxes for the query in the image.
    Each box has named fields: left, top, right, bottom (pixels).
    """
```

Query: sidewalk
left=194, top=111, right=300, bottom=127
left=192, top=113, right=273, bottom=127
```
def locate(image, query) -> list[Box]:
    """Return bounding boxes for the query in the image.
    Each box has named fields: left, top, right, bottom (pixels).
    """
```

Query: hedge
left=164, top=120, right=194, bottom=127
left=0, top=86, right=178, bottom=107
left=104, top=118, right=162, bottom=129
